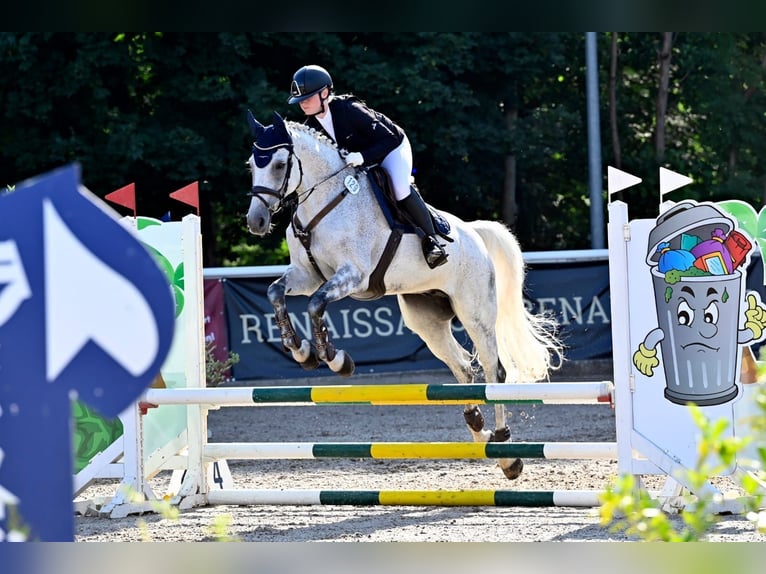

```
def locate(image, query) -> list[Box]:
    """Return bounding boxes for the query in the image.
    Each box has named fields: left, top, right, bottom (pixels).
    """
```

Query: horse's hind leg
left=398, top=294, right=520, bottom=478
left=474, top=378, right=523, bottom=479
left=398, top=293, right=474, bottom=383
left=449, top=292, right=524, bottom=480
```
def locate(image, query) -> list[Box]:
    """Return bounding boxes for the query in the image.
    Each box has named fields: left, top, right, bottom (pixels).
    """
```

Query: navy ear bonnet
left=248, top=110, right=293, bottom=168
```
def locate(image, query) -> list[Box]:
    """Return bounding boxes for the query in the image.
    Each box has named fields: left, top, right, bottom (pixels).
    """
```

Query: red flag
left=104, top=183, right=136, bottom=215
left=169, top=181, right=199, bottom=214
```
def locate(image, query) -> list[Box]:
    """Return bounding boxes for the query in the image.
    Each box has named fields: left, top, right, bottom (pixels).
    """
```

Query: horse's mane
left=286, top=121, right=345, bottom=154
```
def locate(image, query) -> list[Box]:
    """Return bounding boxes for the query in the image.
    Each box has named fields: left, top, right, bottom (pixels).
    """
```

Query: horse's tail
left=469, top=220, right=563, bottom=382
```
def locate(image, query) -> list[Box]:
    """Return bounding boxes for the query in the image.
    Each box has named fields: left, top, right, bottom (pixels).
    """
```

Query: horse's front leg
left=267, top=275, right=319, bottom=371
left=306, top=267, right=362, bottom=377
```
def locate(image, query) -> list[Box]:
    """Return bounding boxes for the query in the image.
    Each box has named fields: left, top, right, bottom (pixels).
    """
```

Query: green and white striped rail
left=205, top=488, right=605, bottom=507
left=203, top=441, right=617, bottom=460
left=144, top=381, right=613, bottom=406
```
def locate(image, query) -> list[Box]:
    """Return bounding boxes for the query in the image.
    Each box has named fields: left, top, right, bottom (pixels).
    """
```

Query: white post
left=172, top=215, right=211, bottom=503
left=607, top=201, right=638, bottom=479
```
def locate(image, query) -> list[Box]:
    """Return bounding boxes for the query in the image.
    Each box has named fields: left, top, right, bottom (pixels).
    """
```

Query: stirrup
left=423, top=236, right=448, bottom=269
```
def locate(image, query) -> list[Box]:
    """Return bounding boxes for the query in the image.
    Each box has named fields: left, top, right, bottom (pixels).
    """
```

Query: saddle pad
left=366, top=168, right=451, bottom=238
left=431, top=210, right=451, bottom=237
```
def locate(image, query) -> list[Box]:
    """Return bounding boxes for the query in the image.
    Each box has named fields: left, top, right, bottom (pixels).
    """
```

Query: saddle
left=367, top=167, right=452, bottom=240
left=359, top=167, right=453, bottom=300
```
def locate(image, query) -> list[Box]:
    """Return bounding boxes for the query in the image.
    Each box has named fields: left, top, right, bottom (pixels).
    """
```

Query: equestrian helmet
left=288, top=65, right=333, bottom=104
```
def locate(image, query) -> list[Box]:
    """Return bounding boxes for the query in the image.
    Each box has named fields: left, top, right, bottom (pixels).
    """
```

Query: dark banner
left=221, top=259, right=614, bottom=381
left=208, top=253, right=766, bottom=381
left=524, top=260, right=612, bottom=362
left=223, top=278, right=447, bottom=381
left=204, top=278, right=229, bottom=365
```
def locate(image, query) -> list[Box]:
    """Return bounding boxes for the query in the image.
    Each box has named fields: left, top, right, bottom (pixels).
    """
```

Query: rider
left=287, top=64, right=448, bottom=269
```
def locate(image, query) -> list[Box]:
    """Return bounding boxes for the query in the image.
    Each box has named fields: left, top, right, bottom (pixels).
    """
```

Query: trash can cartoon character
left=632, top=200, right=766, bottom=406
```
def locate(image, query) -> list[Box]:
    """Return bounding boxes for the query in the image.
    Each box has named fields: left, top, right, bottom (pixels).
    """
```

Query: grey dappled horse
left=245, top=111, right=562, bottom=479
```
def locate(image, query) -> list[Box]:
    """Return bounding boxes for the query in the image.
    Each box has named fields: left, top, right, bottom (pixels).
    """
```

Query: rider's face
left=299, top=89, right=328, bottom=116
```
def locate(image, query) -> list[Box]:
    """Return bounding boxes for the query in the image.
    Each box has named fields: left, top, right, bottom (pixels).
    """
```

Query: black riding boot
left=398, top=192, right=448, bottom=268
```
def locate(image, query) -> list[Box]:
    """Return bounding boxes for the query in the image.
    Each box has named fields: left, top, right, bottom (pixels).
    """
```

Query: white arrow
left=0, top=240, right=31, bottom=326
left=607, top=166, right=642, bottom=195
left=659, top=167, right=693, bottom=196
left=44, top=199, right=161, bottom=382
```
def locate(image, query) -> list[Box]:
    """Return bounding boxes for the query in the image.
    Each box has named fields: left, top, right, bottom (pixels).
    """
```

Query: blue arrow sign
left=0, top=164, right=175, bottom=541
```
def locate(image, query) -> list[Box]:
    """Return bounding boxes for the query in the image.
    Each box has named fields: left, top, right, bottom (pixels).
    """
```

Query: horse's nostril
left=247, top=213, right=268, bottom=234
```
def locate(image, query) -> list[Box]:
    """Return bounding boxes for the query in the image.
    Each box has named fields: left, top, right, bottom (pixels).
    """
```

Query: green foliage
left=599, top=474, right=708, bottom=541
left=3, top=33, right=766, bottom=264
left=205, top=341, right=239, bottom=387
left=717, top=200, right=766, bottom=270
left=3, top=505, right=30, bottom=541
left=119, top=485, right=240, bottom=542
left=599, top=395, right=766, bottom=541
left=207, top=514, right=240, bottom=542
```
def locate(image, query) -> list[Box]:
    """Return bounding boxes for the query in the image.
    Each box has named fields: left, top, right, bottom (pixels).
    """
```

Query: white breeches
left=381, top=135, right=413, bottom=201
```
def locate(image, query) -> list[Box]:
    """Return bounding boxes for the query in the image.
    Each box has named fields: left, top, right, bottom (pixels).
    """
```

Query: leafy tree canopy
left=2, top=32, right=765, bottom=265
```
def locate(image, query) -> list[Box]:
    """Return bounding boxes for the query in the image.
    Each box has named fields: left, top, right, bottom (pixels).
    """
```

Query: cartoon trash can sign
left=633, top=200, right=766, bottom=406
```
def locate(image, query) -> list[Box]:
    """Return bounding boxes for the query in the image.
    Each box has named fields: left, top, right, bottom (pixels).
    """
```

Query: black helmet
left=288, top=65, right=333, bottom=104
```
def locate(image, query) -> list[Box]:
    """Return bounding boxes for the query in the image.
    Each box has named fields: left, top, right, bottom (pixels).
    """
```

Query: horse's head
left=246, top=110, right=300, bottom=236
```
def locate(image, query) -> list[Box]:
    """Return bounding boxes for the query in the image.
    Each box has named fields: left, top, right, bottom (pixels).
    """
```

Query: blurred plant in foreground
left=599, top=372, right=766, bottom=541
left=206, top=342, right=239, bottom=387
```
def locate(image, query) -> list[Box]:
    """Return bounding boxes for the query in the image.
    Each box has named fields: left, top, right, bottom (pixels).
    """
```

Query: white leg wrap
left=327, top=350, right=347, bottom=372
left=468, top=428, right=493, bottom=443
left=291, top=339, right=312, bottom=363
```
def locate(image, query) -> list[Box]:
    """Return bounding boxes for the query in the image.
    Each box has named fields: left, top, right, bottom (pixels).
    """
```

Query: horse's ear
left=271, top=111, right=291, bottom=143
left=247, top=109, right=264, bottom=138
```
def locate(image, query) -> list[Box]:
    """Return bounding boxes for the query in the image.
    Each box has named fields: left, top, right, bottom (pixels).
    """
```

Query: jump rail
left=205, top=489, right=606, bottom=507
left=203, top=441, right=618, bottom=460
left=114, top=380, right=618, bottom=514
left=143, top=381, right=615, bottom=406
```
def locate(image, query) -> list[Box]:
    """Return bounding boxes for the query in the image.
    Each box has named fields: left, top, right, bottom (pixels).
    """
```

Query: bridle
left=248, top=143, right=355, bottom=216
left=247, top=143, right=302, bottom=215
left=247, top=136, right=362, bottom=281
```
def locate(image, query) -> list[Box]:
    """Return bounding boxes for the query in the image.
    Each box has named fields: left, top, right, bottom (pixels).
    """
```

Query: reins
left=248, top=145, right=352, bottom=216
left=290, top=162, right=360, bottom=282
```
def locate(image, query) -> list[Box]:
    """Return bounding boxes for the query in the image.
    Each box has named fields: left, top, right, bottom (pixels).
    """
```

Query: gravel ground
left=74, top=368, right=766, bottom=542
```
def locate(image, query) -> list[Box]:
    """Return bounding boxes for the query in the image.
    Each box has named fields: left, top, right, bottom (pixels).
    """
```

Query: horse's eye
left=275, top=161, right=287, bottom=170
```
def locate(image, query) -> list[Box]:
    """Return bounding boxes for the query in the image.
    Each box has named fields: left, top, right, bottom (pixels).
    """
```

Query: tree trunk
left=655, top=32, right=673, bottom=162
left=502, top=107, right=518, bottom=225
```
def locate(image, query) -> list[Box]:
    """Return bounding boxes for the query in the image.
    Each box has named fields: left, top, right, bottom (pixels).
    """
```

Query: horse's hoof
left=337, top=352, right=355, bottom=377
left=463, top=406, right=485, bottom=432
left=489, top=425, right=511, bottom=443
left=299, top=352, right=320, bottom=371
left=326, top=349, right=355, bottom=377
left=501, top=458, right=524, bottom=480
left=291, top=339, right=316, bottom=367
